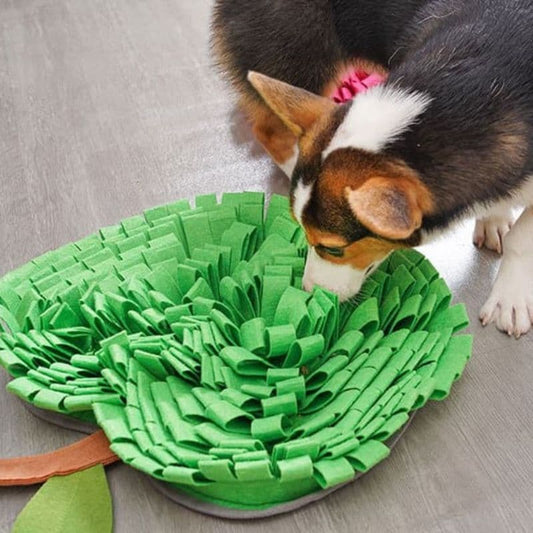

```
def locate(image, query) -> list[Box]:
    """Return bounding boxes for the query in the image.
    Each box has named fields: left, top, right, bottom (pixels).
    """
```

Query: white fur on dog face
left=322, top=86, right=432, bottom=158
left=292, top=180, right=313, bottom=224
left=302, top=247, right=366, bottom=301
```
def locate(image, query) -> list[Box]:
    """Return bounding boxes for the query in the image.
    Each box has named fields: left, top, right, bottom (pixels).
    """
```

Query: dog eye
left=365, top=264, right=375, bottom=275
left=316, top=245, right=345, bottom=257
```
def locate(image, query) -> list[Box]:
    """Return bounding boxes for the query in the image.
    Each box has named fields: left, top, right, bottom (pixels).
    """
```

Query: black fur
left=212, top=0, right=340, bottom=97
left=386, top=0, right=533, bottom=229
left=213, top=0, right=533, bottom=235
left=212, top=0, right=429, bottom=96
left=331, top=0, right=431, bottom=66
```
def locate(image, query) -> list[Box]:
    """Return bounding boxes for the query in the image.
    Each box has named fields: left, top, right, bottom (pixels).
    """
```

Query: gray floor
left=1, top=1, right=532, bottom=532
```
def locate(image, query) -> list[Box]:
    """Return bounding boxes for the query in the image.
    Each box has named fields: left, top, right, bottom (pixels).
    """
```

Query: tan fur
left=306, top=226, right=402, bottom=269
left=298, top=111, right=339, bottom=160
left=316, top=152, right=434, bottom=232
left=247, top=72, right=336, bottom=137
left=245, top=62, right=389, bottom=165
left=241, top=96, right=298, bottom=165
left=212, top=26, right=300, bottom=166
left=305, top=226, right=349, bottom=248
left=212, top=45, right=389, bottom=168
left=241, top=72, right=338, bottom=166
left=345, top=175, right=433, bottom=240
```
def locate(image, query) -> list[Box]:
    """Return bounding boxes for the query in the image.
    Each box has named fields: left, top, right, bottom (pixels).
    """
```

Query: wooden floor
left=1, top=1, right=533, bottom=531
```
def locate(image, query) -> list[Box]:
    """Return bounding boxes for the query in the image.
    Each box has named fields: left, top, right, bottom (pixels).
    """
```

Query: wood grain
left=1, top=1, right=532, bottom=531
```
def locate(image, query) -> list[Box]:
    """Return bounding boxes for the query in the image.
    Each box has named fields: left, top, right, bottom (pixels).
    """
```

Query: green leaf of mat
left=13, top=465, right=112, bottom=533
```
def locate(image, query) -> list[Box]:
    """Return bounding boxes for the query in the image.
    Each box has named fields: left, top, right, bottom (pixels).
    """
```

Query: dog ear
left=346, top=177, right=431, bottom=240
left=247, top=71, right=335, bottom=137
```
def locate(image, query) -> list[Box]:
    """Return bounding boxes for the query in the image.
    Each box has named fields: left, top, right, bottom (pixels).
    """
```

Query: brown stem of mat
left=0, top=430, right=119, bottom=486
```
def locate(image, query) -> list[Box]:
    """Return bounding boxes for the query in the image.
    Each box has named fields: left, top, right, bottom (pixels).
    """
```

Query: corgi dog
left=211, top=0, right=533, bottom=338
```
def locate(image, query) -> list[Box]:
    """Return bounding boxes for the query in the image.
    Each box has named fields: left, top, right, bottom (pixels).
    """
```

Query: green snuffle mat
left=0, top=192, right=472, bottom=517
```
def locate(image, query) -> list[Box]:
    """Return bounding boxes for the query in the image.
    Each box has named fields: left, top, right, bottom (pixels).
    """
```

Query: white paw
left=480, top=255, right=533, bottom=338
left=473, top=216, right=513, bottom=254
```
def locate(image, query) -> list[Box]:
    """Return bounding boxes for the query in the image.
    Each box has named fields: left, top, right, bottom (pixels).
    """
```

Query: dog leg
left=480, top=207, right=533, bottom=337
left=473, top=206, right=514, bottom=254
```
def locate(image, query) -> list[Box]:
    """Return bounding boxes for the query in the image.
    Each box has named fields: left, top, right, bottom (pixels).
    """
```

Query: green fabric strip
left=0, top=192, right=471, bottom=510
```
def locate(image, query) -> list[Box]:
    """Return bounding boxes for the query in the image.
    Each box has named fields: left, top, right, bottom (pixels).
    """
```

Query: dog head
left=248, top=71, right=434, bottom=300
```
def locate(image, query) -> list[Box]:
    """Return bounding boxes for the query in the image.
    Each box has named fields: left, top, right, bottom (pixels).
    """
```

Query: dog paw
left=473, top=216, right=513, bottom=254
left=480, top=266, right=533, bottom=338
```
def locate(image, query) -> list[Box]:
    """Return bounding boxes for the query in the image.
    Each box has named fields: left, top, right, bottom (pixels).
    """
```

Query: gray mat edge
left=21, top=396, right=415, bottom=519
left=147, top=414, right=416, bottom=519
left=22, top=401, right=98, bottom=434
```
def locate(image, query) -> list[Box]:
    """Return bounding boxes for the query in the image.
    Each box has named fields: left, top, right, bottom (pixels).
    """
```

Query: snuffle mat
left=0, top=192, right=471, bottom=516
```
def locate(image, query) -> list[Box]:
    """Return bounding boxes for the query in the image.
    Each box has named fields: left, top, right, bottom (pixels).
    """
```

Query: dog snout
left=302, top=273, right=315, bottom=292
left=302, top=248, right=367, bottom=301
